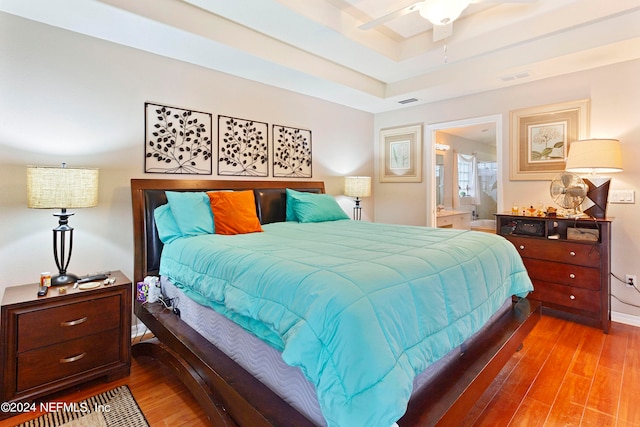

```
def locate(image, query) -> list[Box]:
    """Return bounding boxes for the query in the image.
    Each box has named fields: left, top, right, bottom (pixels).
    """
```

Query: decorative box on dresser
left=0, top=271, right=131, bottom=418
left=496, top=215, right=612, bottom=333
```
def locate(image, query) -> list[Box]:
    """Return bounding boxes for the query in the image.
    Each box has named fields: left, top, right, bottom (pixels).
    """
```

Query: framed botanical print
left=379, top=124, right=422, bottom=182
left=144, top=102, right=212, bottom=174
left=272, top=125, right=312, bottom=178
left=509, top=99, right=590, bottom=180
left=218, top=115, right=269, bottom=177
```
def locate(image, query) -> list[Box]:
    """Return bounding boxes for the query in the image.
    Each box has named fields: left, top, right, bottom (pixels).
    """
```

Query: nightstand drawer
left=523, top=258, right=600, bottom=290
left=17, top=295, right=121, bottom=352
left=507, top=236, right=600, bottom=267
left=16, top=328, right=120, bottom=392
left=529, top=280, right=600, bottom=313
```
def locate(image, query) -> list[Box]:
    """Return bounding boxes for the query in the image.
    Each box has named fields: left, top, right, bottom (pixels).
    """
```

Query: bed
left=130, top=178, right=540, bottom=427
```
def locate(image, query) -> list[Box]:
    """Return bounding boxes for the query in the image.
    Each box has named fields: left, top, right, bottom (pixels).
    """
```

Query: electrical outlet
left=626, top=274, right=637, bottom=288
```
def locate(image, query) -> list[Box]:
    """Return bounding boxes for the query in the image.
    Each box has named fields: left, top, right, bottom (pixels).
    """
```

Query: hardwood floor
left=467, top=315, right=640, bottom=427
left=1, top=347, right=209, bottom=427
left=2, top=315, right=639, bottom=427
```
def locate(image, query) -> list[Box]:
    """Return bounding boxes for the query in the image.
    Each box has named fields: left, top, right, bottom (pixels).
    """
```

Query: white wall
left=374, top=59, right=640, bottom=319
left=0, top=13, right=374, bottom=296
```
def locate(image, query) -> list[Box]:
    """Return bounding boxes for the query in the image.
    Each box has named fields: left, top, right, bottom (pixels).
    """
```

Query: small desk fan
left=549, top=172, right=588, bottom=217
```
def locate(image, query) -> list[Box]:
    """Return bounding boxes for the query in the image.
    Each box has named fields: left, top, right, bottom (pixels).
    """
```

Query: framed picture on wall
left=509, top=99, right=590, bottom=180
left=144, top=102, right=213, bottom=174
left=218, top=115, right=269, bottom=177
left=379, top=124, right=422, bottom=183
left=272, top=125, right=312, bottom=178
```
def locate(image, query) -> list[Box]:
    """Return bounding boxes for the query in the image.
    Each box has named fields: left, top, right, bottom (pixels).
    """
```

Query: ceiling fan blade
left=358, top=2, right=425, bottom=30
left=433, top=22, right=453, bottom=41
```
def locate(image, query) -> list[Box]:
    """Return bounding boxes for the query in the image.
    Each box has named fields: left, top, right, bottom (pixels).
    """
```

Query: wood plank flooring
left=2, top=315, right=638, bottom=427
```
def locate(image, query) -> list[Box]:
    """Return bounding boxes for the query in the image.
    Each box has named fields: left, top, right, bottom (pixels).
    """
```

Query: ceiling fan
left=359, top=0, right=538, bottom=41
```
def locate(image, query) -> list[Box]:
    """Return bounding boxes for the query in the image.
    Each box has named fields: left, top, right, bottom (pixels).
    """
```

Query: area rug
left=15, top=385, right=149, bottom=427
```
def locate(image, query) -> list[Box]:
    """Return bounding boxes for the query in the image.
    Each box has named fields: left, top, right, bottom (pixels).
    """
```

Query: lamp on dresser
left=27, top=163, right=99, bottom=285
left=344, top=176, right=371, bottom=221
left=565, top=139, right=623, bottom=218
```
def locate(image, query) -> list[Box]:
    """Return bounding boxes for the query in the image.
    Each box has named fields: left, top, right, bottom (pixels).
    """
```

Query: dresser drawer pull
left=569, top=273, right=576, bottom=279
left=60, top=316, right=88, bottom=327
left=519, top=245, right=525, bottom=250
left=59, top=352, right=86, bottom=364
left=570, top=295, right=576, bottom=300
left=570, top=251, right=576, bottom=256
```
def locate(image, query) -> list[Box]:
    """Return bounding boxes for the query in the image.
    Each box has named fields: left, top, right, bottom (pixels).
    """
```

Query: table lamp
left=565, top=139, right=622, bottom=218
left=27, top=163, right=99, bottom=285
left=344, top=176, right=371, bottom=221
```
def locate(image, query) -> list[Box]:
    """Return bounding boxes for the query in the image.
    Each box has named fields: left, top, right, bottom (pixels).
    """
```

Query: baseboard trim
left=612, top=311, right=640, bottom=328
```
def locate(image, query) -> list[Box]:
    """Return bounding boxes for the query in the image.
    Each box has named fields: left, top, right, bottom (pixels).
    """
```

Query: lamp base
left=52, top=273, right=79, bottom=286
left=583, top=177, right=610, bottom=219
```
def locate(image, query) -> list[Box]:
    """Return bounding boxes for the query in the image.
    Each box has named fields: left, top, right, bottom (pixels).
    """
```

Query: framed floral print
left=379, top=124, right=422, bottom=183
left=509, top=99, right=590, bottom=180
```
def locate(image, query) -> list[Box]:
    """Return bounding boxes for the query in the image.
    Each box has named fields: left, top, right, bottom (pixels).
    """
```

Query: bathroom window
left=457, top=156, right=474, bottom=197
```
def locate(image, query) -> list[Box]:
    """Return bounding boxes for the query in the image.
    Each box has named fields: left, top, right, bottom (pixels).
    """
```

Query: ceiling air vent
left=398, top=98, right=418, bottom=104
left=498, top=71, right=532, bottom=82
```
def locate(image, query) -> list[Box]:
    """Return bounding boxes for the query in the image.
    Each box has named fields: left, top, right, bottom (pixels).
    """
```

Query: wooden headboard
left=130, top=179, right=325, bottom=284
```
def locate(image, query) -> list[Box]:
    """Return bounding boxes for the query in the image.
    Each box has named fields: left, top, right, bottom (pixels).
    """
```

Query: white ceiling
left=2, top=0, right=640, bottom=113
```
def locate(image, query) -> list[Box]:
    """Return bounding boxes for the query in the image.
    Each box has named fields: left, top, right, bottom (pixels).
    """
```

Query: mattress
left=161, top=277, right=513, bottom=426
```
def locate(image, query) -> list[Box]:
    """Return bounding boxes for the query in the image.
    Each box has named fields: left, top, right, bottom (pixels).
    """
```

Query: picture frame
left=379, top=124, right=422, bottom=183
left=509, top=99, right=590, bottom=180
left=272, top=125, right=312, bottom=178
left=217, top=115, right=269, bottom=177
left=144, top=102, right=212, bottom=175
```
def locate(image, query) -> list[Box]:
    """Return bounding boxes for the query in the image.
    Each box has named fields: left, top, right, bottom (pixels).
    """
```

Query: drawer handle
left=60, top=316, right=88, bottom=327
left=60, top=352, right=86, bottom=364
left=569, top=273, right=576, bottom=279
left=519, top=245, right=525, bottom=250
left=570, top=251, right=576, bottom=256
left=570, top=295, right=576, bottom=300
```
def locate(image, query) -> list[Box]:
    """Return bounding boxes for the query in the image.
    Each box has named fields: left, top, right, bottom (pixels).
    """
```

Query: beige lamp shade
left=344, top=176, right=371, bottom=198
left=565, top=139, right=623, bottom=174
left=27, top=165, right=99, bottom=209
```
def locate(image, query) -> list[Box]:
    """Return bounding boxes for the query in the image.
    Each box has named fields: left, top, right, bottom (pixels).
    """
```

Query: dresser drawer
left=17, top=295, right=121, bottom=353
left=507, top=236, right=600, bottom=267
left=529, top=280, right=600, bottom=313
left=16, top=328, right=120, bottom=392
left=523, top=258, right=600, bottom=290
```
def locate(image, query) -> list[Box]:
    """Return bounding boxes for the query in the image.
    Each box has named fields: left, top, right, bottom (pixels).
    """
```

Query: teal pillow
left=288, top=190, right=350, bottom=223
left=165, top=191, right=214, bottom=236
left=154, top=204, right=182, bottom=244
left=285, top=188, right=302, bottom=221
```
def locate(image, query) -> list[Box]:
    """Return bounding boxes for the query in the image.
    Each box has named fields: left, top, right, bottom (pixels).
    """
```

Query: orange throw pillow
left=207, top=190, right=263, bottom=235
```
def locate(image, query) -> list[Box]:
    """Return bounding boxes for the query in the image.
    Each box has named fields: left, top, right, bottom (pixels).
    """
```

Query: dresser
left=496, top=215, right=611, bottom=333
left=0, top=271, right=131, bottom=417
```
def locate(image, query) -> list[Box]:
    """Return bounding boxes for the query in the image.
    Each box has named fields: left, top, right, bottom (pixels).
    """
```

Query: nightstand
left=0, top=271, right=131, bottom=418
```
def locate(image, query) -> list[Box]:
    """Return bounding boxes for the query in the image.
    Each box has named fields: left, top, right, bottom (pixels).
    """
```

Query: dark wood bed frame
left=130, top=178, right=540, bottom=427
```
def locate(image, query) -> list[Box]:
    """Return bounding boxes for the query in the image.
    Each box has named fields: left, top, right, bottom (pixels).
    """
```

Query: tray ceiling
left=2, top=0, right=640, bottom=112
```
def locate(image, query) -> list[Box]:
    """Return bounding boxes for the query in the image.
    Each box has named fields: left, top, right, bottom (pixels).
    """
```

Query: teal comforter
left=159, top=220, right=533, bottom=427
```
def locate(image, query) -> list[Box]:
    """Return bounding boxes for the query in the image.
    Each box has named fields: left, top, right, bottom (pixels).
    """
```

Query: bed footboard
left=399, top=297, right=540, bottom=426
left=133, top=298, right=540, bottom=427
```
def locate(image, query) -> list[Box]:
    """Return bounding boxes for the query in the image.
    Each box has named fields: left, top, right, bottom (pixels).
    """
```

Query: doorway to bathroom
left=428, top=115, right=503, bottom=232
